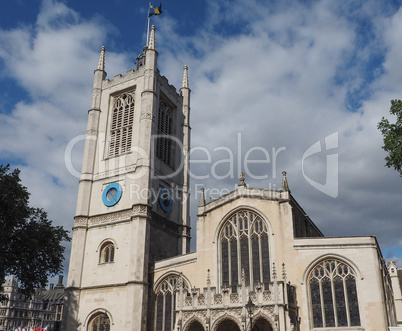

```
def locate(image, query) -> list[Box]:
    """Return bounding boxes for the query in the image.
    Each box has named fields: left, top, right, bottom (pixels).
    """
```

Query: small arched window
left=89, top=314, right=110, bottom=331
left=308, top=259, right=360, bottom=328
left=100, top=243, right=115, bottom=263
left=219, top=209, right=270, bottom=291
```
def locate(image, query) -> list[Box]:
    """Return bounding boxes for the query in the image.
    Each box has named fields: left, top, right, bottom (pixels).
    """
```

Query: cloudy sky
left=1, top=0, right=402, bottom=285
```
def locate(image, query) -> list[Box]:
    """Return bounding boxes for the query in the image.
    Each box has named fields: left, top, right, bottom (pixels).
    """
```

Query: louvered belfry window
left=109, top=92, right=135, bottom=157
left=156, top=99, right=173, bottom=166
left=220, top=209, right=270, bottom=291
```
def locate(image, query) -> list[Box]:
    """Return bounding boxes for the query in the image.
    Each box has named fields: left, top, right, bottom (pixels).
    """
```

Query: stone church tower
left=63, top=26, right=191, bottom=330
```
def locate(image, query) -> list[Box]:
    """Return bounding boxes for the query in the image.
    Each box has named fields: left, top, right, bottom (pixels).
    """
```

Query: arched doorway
left=216, top=319, right=241, bottom=331
left=187, top=320, right=204, bottom=331
left=251, top=317, right=273, bottom=330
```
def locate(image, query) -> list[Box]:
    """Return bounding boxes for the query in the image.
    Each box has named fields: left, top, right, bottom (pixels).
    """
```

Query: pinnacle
left=97, top=46, right=106, bottom=71
left=148, top=25, right=156, bottom=50
left=182, top=65, right=189, bottom=89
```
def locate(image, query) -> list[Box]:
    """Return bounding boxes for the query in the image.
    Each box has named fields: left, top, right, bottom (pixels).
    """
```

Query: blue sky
left=1, top=0, right=402, bottom=285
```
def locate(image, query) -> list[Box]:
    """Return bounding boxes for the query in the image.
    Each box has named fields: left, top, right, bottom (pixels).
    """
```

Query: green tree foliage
left=378, top=99, right=402, bottom=177
left=0, top=164, right=70, bottom=298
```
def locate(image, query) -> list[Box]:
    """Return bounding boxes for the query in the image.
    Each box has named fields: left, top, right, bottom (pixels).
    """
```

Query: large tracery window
left=219, top=209, right=270, bottom=291
left=156, top=99, right=174, bottom=166
left=155, top=275, right=188, bottom=331
left=309, top=259, right=360, bottom=328
left=109, top=92, right=135, bottom=157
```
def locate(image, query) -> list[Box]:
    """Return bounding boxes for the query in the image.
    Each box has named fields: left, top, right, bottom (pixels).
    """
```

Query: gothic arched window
left=99, top=243, right=115, bottom=263
left=89, top=314, right=110, bottom=331
left=109, top=92, right=135, bottom=157
left=156, top=99, right=174, bottom=166
left=154, top=275, right=188, bottom=331
left=308, top=259, right=360, bottom=328
left=219, top=209, right=270, bottom=291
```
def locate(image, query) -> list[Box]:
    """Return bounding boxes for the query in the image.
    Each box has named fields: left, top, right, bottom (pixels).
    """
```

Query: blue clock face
left=102, top=183, right=122, bottom=207
left=159, top=188, right=173, bottom=212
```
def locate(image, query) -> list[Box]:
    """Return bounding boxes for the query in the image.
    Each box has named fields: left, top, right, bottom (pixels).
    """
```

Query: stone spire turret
left=71, top=45, right=106, bottom=296
left=97, top=46, right=106, bottom=71
left=181, top=65, right=191, bottom=253
left=144, top=25, right=157, bottom=76
left=282, top=171, right=289, bottom=192
left=198, top=188, right=206, bottom=207
left=182, top=65, right=189, bottom=89
left=148, top=25, right=156, bottom=50
left=78, top=45, right=105, bottom=203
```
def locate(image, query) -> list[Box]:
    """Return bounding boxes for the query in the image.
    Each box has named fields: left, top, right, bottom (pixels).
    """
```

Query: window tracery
left=219, top=209, right=270, bottom=291
left=154, top=275, right=188, bottom=331
left=308, top=259, right=360, bottom=328
left=100, top=243, right=115, bottom=263
left=89, top=314, right=110, bottom=331
left=109, top=92, right=135, bottom=157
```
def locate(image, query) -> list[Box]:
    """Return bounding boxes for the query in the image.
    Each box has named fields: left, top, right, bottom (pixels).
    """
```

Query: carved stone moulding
left=73, top=217, right=89, bottom=227
left=89, top=210, right=132, bottom=225
left=182, top=310, right=207, bottom=327
left=260, top=306, right=275, bottom=319
left=184, top=297, right=193, bottom=307
left=87, top=205, right=148, bottom=227
left=140, top=112, right=154, bottom=121
left=86, top=129, right=98, bottom=136
left=197, top=294, right=206, bottom=306
left=210, top=310, right=243, bottom=331
left=214, top=294, right=222, bottom=305
left=132, top=204, right=149, bottom=216
left=230, top=293, right=239, bottom=303
left=263, top=290, right=272, bottom=301
left=93, top=164, right=138, bottom=180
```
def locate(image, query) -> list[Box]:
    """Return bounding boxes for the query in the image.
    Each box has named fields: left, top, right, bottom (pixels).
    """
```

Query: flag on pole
left=149, top=3, right=162, bottom=17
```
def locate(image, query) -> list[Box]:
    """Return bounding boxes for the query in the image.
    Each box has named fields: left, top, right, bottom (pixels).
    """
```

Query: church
left=63, top=26, right=402, bottom=331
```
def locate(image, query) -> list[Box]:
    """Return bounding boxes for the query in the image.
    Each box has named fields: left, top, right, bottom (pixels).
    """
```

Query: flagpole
left=146, top=2, right=151, bottom=46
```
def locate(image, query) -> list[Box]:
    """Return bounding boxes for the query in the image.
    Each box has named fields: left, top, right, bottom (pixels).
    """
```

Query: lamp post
left=245, top=297, right=256, bottom=331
